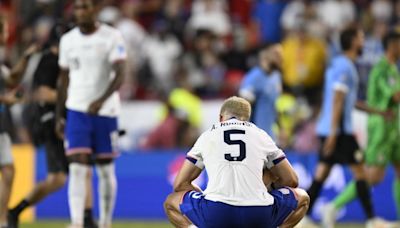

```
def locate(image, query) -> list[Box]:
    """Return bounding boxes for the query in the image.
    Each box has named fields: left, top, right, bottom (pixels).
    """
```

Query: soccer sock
left=393, top=179, right=400, bottom=219
left=68, top=163, right=89, bottom=226
left=84, top=208, right=95, bottom=225
left=333, top=181, right=357, bottom=210
left=306, top=180, right=323, bottom=215
left=355, top=180, right=375, bottom=219
left=96, top=162, right=117, bottom=226
left=10, top=199, right=30, bottom=215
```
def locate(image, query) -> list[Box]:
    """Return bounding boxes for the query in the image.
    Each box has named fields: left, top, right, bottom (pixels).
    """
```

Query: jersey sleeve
left=186, top=133, right=206, bottom=169
left=239, top=71, right=258, bottom=102
left=108, top=31, right=128, bottom=64
left=58, top=36, right=69, bottom=69
left=333, top=68, right=351, bottom=93
left=259, top=130, right=286, bottom=169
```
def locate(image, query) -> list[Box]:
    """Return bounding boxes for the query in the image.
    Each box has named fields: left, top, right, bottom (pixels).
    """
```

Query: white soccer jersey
left=59, top=24, right=127, bottom=117
left=187, top=118, right=286, bottom=206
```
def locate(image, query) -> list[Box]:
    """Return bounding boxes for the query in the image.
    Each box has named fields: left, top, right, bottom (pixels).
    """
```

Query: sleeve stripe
left=273, top=156, right=286, bottom=165
left=333, top=83, right=349, bottom=93
left=186, top=156, right=197, bottom=164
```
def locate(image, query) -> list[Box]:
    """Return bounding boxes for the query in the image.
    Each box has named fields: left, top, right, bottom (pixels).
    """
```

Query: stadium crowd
left=0, top=0, right=398, bottom=150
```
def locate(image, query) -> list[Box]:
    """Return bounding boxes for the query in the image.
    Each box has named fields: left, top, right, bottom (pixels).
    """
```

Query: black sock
left=307, top=180, right=323, bottom=215
left=356, top=180, right=375, bottom=219
left=10, top=199, right=30, bottom=216
left=84, top=208, right=95, bottom=224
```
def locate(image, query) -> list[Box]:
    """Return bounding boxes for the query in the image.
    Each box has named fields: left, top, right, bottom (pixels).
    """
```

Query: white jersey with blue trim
left=187, top=118, right=286, bottom=206
left=58, top=23, right=127, bottom=117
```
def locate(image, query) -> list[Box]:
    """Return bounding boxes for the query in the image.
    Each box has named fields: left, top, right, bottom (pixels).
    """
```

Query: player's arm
left=87, top=61, right=125, bottom=114
left=173, top=159, right=203, bottom=193
left=5, top=44, right=38, bottom=88
left=323, top=89, right=345, bottom=156
left=355, top=101, right=392, bottom=118
left=55, top=68, right=69, bottom=139
left=268, top=158, right=298, bottom=188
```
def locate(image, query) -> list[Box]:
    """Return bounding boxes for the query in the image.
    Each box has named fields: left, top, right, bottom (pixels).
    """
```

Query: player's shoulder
left=98, top=23, right=123, bottom=37
left=60, top=27, right=79, bottom=41
left=245, top=67, right=263, bottom=78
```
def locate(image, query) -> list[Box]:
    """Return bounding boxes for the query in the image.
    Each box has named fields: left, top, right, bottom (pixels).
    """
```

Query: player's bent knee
left=164, top=192, right=184, bottom=213
left=293, top=188, right=310, bottom=207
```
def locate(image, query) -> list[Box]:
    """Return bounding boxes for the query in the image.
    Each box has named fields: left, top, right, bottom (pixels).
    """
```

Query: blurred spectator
left=140, top=95, right=196, bottom=150
left=142, top=66, right=200, bottom=149
left=143, top=20, right=182, bottom=92
left=251, top=0, right=287, bottom=43
left=160, top=67, right=202, bottom=129
left=317, top=0, right=356, bottom=32
left=281, top=19, right=327, bottom=106
left=162, top=0, right=188, bottom=44
left=116, top=0, right=147, bottom=99
left=371, top=0, right=392, bottom=22
left=187, top=0, right=231, bottom=37
left=183, top=29, right=226, bottom=97
left=239, top=44, right=283, bottom=139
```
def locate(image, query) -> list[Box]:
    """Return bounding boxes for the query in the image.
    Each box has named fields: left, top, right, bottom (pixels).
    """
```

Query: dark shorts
left=318, top=135, right=363, bottom=165
left=65, top=110, right=119, bottom=159
left=180, top=188, right=298, bottom=228
left=44, top=136, right=68, bottom=174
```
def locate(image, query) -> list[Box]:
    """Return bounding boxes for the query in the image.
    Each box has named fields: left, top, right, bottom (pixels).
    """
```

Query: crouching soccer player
left=164, top=96, right=309, bottom=228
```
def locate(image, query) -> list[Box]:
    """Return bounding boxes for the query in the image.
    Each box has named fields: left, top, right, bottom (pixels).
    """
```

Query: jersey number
left=224, top=130, right=246, bottom=161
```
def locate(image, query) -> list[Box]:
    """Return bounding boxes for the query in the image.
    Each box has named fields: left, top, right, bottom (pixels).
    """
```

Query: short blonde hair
left=220, top=96, right=251, bottom=121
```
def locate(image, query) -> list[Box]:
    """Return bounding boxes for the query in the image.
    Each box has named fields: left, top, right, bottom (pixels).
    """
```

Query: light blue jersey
left=316, top=55, right=359, bottom=136
left=239, top=67, right=282, bottom=138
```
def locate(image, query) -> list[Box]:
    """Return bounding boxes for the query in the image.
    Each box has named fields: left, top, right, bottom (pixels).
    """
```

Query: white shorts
left=0, top=133, right=13, bottom=166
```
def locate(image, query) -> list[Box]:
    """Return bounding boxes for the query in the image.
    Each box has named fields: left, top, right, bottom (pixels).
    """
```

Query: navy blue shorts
left=180, top=188, right=298, bottom=228
left=65, top=109, right=118, bottom=158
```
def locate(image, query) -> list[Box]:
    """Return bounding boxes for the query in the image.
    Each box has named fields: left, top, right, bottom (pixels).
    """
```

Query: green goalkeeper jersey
left=367, top=57, right=400, bottom=113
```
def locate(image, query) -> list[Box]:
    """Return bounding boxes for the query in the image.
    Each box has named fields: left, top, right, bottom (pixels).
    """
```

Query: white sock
left=68, top=163, right=89, bottom=226
left=96, top=162, right=117, bottom=227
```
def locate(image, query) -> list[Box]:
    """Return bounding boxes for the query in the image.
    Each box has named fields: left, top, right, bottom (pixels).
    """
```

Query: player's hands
left=323, top=135, right=337, bottom=157
left=0, top=90, right=20, bottom=105
left=34, top=86, right=57, bottom=103
left=381, top=110, right=395, bottom=121
left=23, top=43, right=40, bottom=59
left=88, top=99, right=104, bottom=115
left=55, top=118, right=65, bottom=139
left=393, top=91, right=400, bottom=103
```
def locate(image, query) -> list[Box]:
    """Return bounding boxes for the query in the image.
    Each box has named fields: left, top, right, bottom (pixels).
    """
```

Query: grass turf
left=19, top=221, right=364, bottom=228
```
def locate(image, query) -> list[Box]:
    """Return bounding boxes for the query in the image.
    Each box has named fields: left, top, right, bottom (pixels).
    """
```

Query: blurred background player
left=55, top=0, right=127, bottom=227
left=164, top=96, right=310, bottom=228
left=239, top=44, right=283, bottom=140
left=0, top=17, right=40, bottom=227
left=322, top=31, right=400, bottom=228
left=299, top=27, right=380, bottom=228
left=7, top=22, right=97, bottom=228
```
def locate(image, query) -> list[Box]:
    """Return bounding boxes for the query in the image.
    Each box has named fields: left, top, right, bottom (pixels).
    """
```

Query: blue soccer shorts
left=180, top=188, right=298, bottom=228
left=65, top=109, right=119, bottom=158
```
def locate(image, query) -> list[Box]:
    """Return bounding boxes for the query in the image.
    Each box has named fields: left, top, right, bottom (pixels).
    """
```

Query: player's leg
left=92, top=115, right=119, bottom=228
left=279, top=188, right=310, bottom=228
left=164, top=191, right=192, bottom=228
left=307, top=162, right=332, bottom=214
left=329, top=130, right=387, bottom=213
left=65, top=110, right=93, bottom=227
left=0, top=133, right=14, bottom=227
left=84, top=168, right=97, bottom=228
left=11, top=138, right=67, bottom=212
left=349, top=163, right=375, bottom=220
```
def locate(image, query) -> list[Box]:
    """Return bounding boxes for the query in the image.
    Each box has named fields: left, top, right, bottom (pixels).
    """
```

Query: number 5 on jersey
left=224, top=130, right=246, bottom=161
